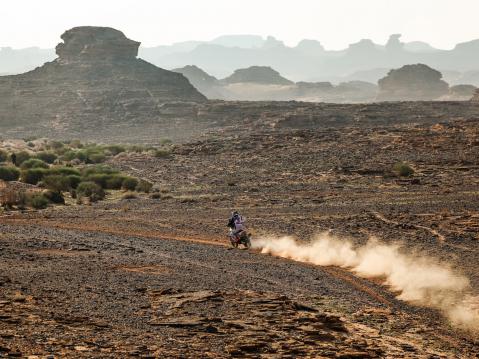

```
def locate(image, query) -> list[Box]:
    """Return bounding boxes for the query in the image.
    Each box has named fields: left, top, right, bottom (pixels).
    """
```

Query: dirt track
left=1, top=216, right=478, bottom=358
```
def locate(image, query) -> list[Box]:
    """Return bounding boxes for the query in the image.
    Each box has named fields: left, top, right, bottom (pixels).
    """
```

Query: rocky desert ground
left=1, top=26, right=479, bottom=358
left=1, top=102, right=479, bottom=358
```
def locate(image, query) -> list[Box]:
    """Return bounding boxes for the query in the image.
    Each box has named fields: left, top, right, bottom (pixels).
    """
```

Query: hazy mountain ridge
left=2, top=34, right=479, bottom=85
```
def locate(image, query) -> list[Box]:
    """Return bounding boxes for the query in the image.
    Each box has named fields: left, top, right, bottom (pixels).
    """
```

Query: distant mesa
left=377, top=64, right=449, bottom=101
left=172, top=65, right=224, bottom=99
left=0, top=26, right=206, bottom=134
left=223, top=66, right=293, bottom=85
left=446, top=84, right=477, bottom=101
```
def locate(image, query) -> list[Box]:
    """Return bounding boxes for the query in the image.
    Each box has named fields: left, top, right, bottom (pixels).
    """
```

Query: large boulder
left=0, top=27, right=206, bottom=136
left=377, top=64, right=449, bottom=101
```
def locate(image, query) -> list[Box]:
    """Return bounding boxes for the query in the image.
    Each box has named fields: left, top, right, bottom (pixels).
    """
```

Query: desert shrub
left=42, top=190, right=65, bottom=204
left=20, top=158, right=49, bottom=169
left=136, top=180, right=153, bottom=193
left=69, top=139, right=83, bottom=148
left=105, top=174, right=126, bottom=190
left=26, top=193, right=49, bottom=209
left=149, top=192, right=161, bottom=199
left=121, top=192, right=138, bottom=200
left=42, top=175, right=71, bottom=192
left=75, top=150, right=88, bottom=162
left=61, top=150, right=77, bottom=161
left=35, top=151, right=57, bottom=164
left=88, top=152, right=106, bottom=163
left=76, top=181, right=105, bottom=202
left=104, top=145, right=126, bottom=156
left=81, top=165, right=118, bottom=177
left=14, top=151, right=31, bottom=166
left=67, top=175, right=82, bottom=189
left=0, top=166, right=20, bottom=181
left=84, top=173, right=111, bottom=188
left=27, top=142, right=35, bottom=148
left=0, top=150, right=8, bottom=162
left=154, top=149, right=171, bottom=158
left=49, top=167, right=81, bottom=177
left=21, top=168, right=47, bottom=184
left=122, top=177, right=139, bottom=191
left=393, top=162, right=414, bottom=177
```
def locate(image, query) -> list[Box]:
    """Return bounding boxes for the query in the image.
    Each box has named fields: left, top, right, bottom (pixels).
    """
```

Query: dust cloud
left=252, top=233, right=479, bottom=332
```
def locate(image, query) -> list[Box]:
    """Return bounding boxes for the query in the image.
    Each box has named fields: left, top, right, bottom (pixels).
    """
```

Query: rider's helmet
left=232, top=210, right=239, bottom=217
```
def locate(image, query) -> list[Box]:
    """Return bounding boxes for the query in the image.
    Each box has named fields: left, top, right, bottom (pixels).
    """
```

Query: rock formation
left=472, top=89, right=479, bottom=102
left=0, top=27, right=206, bottom=136
left=442, top=84, right=477, bottom=101
left=172, top=65, right=224, bottom=99
left=222, top=66, right=293, bottom=85
left=377, top=64, right=449, bottom=101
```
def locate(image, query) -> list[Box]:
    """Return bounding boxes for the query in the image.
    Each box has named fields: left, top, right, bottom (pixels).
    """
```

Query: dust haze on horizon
left=1, top=0, right=479, bottom=50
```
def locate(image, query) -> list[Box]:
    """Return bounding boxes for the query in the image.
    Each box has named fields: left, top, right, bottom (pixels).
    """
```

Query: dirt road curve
left=1, top=220, right=477, bottom=358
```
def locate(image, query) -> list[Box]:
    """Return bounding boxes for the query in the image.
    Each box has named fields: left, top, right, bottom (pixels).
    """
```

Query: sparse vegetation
left=0, top=140, right=166, bottom=210
left=0, top=150, right=8, bottom=162
left=122, top=177, right=139, bottom=191
left=20, top=158, right=49, bottom=169
left=26, top=192, right=49, bottom=209
left=393, top=162, right=415, bottom=177
left=0, top=166, right=20, bottom=181
left=35, top=152, right=57, bottom=164
left=76, top=181, right=105, bottom=202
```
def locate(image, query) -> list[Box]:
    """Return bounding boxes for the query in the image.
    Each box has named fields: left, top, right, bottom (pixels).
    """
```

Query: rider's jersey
left=233, top=215, right=245, bottom=232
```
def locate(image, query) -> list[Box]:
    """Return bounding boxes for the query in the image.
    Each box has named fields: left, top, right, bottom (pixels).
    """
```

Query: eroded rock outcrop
left=0, top=27, right=206, bottom=135
left=223, top=66, right=293, bottom=85
left=471, top=89, right=479, bottom=102
left=377, top=64, right=449, bottom=101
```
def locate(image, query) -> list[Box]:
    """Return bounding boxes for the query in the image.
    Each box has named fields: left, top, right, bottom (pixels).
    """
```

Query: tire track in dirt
left=0, top=217, right=421, bottom=311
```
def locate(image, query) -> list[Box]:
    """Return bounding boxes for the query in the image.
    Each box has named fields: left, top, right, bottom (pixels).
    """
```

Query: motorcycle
left=228, top=228, right=252, bottom=249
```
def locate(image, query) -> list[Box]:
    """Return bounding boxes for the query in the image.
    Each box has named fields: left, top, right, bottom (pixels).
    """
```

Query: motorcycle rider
left=227, top=211, right=246, bottom=243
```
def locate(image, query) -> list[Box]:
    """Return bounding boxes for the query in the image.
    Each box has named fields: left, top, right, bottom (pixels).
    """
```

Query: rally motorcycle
left=228, top=228, right=252, bottom=249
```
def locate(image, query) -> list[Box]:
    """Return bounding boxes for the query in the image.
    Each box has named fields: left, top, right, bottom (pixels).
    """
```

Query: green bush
left=14, top=151, right=31, bottom=166
left=42, top=190, right=65, bottom=204
left=136, top=180, right=153, bottom=193
left=88, top=152, right=106, bottom=163
left=49, top=167, right=81, bottom=177
left=81, top=165, right=118, bottom=177
left=42, top=175, right=70, bottom=192
left=20, top=158, right=49, bottom=169
left=27, top=193, right=49, bottom=209
left=0, top=166, right=20, bottom=181
left=84, top=173, right=110, bottom=188
left=35, top=151, right=57, bottom=164
left=122, top=177, right=139, bottom=191
left=105, top=174, right=127, bottom=190
left=21, top=168, right=47, bottom=184
left=393, top=162, right=414, bottom=177
left=76, top=181, right=105, bottom=202
left=61, top=150, right=77, bottom=161
left=104, top=145, right=126, bottom=156
left=75, top=150, right=88, bottom=162
left=0, top=150, right=8, bottom=162
left=67, top=175, right=82, bottom=189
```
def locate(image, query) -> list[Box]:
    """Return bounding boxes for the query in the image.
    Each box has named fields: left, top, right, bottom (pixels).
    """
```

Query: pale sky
left=1, top=0, right=478, bottom=50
